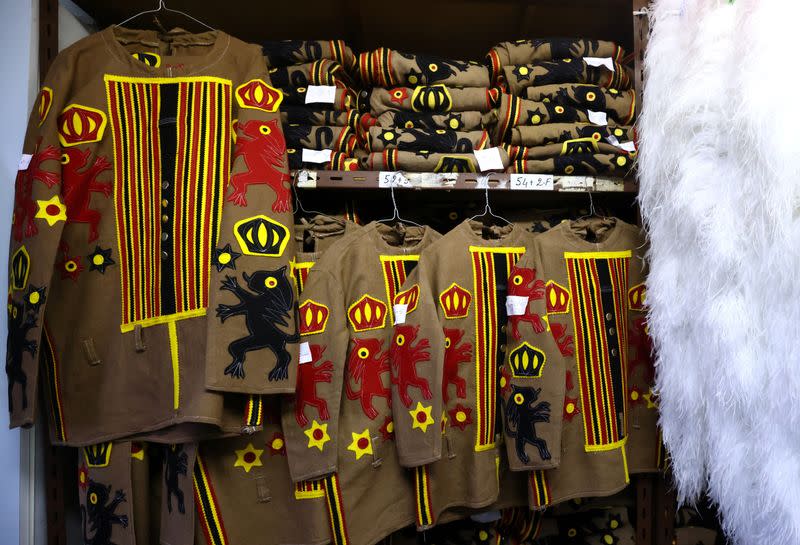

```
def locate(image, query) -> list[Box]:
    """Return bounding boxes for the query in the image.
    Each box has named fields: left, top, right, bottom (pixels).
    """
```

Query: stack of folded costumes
left=263, top=40, right=362, bottom=171
left=484, top=38, right=638, bottom=177
left=355, top=48, right=509, bottom=172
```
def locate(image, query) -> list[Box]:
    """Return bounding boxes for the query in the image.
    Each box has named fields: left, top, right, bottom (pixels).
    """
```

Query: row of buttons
left=161, top=180, right=171, bottom=260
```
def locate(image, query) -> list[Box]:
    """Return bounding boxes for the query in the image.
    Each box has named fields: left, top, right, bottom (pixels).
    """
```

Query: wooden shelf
left=70, top=0, right=636, bottom=61
left=295, top=169, right=638, bottom=192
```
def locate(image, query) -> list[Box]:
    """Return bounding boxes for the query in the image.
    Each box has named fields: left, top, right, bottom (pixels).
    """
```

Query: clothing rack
left=41, top=1, right=673, bottom=544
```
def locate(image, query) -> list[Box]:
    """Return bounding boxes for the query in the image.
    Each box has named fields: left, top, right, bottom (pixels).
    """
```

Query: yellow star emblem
left=347, top=428, right=373, bottom=460
left=233, top=442, right=263, bottom=473
left=35, top=195, right=67, bottom=226
left=305, top=420, right=330, bottom=451
left=409, top=401, right=434, bottom=433
left=643, top=389, right=658, bottom=410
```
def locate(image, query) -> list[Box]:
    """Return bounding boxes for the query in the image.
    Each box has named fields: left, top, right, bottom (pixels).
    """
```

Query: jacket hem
left=507, top=457, right=560, bottom=472
left=427, top=494, right=498, bottom=529
left=543, top=481, right=629, bottom=510
left=399, top=452, right=442, bottom=468
left=205, top=382, right=296, bottom=395
left=291, top=466, right=336, bottom=483
left=48, top=415, right=222, bottom=447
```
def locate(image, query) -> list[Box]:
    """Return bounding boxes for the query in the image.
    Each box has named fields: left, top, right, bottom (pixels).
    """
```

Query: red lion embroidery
left=13, top=143, right=60, bottom=241
left=345, top=338, right=390, bottom=420
left=508, top=267, right=546, bottom=340
left=228, top=119, right=291, bottom=212
left=390, top=324, right=432, bottom=407
left=443, top=328, right=471, bottom=403
left=295, top=344, right=333, bottom=427
left=628, top=316, right=654, bottom=384
left=549, top=322, right=574, bottom=357
left=62, top=148, right=112, bottom=243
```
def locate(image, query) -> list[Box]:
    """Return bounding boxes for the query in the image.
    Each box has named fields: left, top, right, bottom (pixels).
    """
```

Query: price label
left=584, top=57, right=614, bottom=71
left=299, top=342, right=313, bottom=364
left=305, top=85, right=337, bottom=104
left=18, top=154, right=32, bottom=171
left=302, top=148, right=333, bottom=164
left=378, top=171, right=412, bottom=188
left=393, top=303, right=408, bottom=325
left=510, top=174, right=554, bottom=191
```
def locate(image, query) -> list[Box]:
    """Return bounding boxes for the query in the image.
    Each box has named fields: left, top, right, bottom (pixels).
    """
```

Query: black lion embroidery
left=6, top=299, right=37, bottom=411
left=82, top=479, right=129, bottom=545
left=216, top=266, right=298, bottom=381
left=164, top=444, right=188, bottom=514
left=502, top=385, right=551, bottom=464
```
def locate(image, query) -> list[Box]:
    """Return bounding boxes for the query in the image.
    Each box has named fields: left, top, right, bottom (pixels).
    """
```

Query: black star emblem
left=378, top=130, right=397, bottom=146
left=88, top=246, right=115, bottom=273
left=406, top=69, right=422, bottom=86
left=212, top=243, right=241, bottom=272
left=24, top=285, right=46, bottom=313
left=444, top=114, right=463, bottom=131
left=512, top=65, right=532, bottom=81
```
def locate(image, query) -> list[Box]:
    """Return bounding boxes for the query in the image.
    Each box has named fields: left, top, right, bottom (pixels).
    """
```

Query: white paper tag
left=299, top=342, right=313, bottom=364
left=301, top=148, right=333, bottom=164
left=587, top=110, right=608, bottom=126
left=305, top=85, right=337, bottom=104
left=393, top=303, right=409, bottom=325
left=584, top=57, right=614, bottom=71
left=378, top=171, right=412, bottom=187
left=510, top=174, right=554, bottom=191
left=617, top=140, right=637, bottom=152
left=506, top=295, right=529, bottom=316
left=473, top=147, right=504, bottom=172
left=18, top=154, right=32, bottom=171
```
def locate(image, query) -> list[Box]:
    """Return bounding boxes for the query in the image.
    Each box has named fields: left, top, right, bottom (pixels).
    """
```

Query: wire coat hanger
left=117, top=0, right=215, bottom=31
left=377, top=184, right=423, bottom=227
left=468, top=187, right=511, bottom=225
left=291, top=171, right=345, bottom=226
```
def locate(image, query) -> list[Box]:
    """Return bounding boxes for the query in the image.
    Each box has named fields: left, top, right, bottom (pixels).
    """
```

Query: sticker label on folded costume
left=617, top=141, right=637, bottom=152
left=587, top=110, right=608, bottom=126
left=18, top=154, right=32, bottom=170
left=584, top=57, right=614, bottom=71
left=378, top=171, right=412, bottom=187
left=301, top=148, right=333, bottom=163
left=299, top=342, right=312, bottom=364
left=510, top=174, right=554, bottom=191
left=473, top=147, right=504, bottom=172
left=305, top=85, right=337, bottom=104
left=393, top=303, right=409, bottom=325
left=506, top=295, right=529, bottom=316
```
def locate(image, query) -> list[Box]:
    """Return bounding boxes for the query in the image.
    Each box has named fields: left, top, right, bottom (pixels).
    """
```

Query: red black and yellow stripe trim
left=380, top=255, right=420, bottom=323
left=42, top=324, right=67, bottom=442
left=323, top=473, right=350, bottom=545
left=486, top=50, right=502, bottom=85
left=105, top=75, right=231, bottom=332
left=565, top=251, right=631, bottom=451
left=291, top=259, right=315, bottom=295
left=470, top=246, right=525, bottom=451
left=194, top=454, right=230, bottom=545
left=295, top=479, right=326, bottom=499
left=529, top=470, right=551, bottom=509
left=500, top=95, right=521, bottom=144
left=414, top=466, right=434, bottom=528
left=243, top=395, right=263, bottom=428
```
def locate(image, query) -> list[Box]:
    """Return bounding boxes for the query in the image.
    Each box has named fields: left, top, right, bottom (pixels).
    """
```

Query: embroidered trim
left=380, top=255, right=420, bottom=323
left=243, top=395, right=263, bottom=427
left=194, top=454, right=230, bottom=545
left=565, top=251, right=631, bottom=451
left=295, top=479, right=326, bottom=500
left=529, top=470, right=551, bottom=509
left=470, top=246, right=524, bottom=451
left=42, top=325, right=67, bottom=442
left=414, top=466, right=434, bottom=528
left=323, top=474, right=350, bottom=545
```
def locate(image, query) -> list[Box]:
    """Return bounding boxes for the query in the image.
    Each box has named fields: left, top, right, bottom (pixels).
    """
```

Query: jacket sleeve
left=389, top=258, right=445, bottom=467
left=205, top=48, right=299, bottom=394
left=282, top=268, right=348, bottom=481
left=501, top=251, right=565, bottom=471
left=6, top=58, right=70, bottom=427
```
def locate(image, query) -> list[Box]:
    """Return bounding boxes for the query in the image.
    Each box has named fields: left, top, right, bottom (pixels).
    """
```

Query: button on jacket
left=7, top=26, right=296, bottom=446
left=283, top=222, right=441, bottom=545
